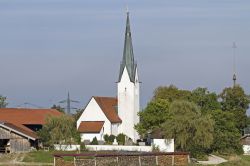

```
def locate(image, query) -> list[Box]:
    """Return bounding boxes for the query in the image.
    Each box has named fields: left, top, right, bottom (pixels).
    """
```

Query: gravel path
left=198, top=154, right=227, bottom=165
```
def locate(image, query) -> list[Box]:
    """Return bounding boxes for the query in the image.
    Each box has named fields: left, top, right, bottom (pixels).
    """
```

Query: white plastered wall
left=118, top=67, right=139, bottom=142
left=77, top=97, right=111, bottom=141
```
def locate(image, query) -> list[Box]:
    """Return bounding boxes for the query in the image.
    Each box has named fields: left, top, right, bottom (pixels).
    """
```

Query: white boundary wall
left=151, top=139, right=174, bottom=152
left=86, top=139, right=174, bottom=152
left=54, top=144, right=80, bottom=151
left=243, top=145, right=250, bottom=154
left=54, top=139, right=174, bottom=152
left=86, top=145, right=152, bottom=152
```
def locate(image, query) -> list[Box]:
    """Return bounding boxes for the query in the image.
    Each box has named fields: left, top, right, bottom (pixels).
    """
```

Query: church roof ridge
left=92, top=96, right=121, bottom=123
left=93, top=96, right=117, bottom=100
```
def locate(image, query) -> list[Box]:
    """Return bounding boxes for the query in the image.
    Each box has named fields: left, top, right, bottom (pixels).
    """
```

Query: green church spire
left=118, top=11, right=137, bottom=83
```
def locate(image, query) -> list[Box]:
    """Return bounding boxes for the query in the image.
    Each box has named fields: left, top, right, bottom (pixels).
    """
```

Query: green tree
left=162, top=101, right=214, bottom=157
left=135, top=99, right=170, bottom=137
left=72, top=109, right=83, bottom=122
left=37, top=114, right=80, bottom=147
left=153, top=85, right=192, bottom=102
left=51, top=104, right=65, bottom=113
left=191, top=88, right=220, bottom=112
left=209, top=109, right=243, bottom=154
left=219, top=85, right=250, bottom=130
left=0, top=95, right=8, bottom=108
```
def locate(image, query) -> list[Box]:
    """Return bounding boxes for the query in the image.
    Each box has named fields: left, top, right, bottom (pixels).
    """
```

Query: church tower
left=117, top=11, right=139, bottom=142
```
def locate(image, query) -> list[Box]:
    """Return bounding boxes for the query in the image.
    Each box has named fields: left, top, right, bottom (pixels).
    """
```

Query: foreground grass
left=22, top=150, right=77, bottom=163
left=218, top=155, right=250, bottom=166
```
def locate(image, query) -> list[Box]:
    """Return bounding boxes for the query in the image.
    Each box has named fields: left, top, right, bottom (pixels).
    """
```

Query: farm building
left=0, top=108, right=61, bottom=153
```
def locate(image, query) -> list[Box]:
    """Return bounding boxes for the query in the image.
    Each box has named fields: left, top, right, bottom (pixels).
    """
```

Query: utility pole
left=59, top=92, right=79, bottom=115
left=232, top=42, right=237, bottom=87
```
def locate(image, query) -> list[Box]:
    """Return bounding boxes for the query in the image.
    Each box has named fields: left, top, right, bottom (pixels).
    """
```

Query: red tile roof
left=93, top=96, right=122, bottom=123
left=0, top=108, right=62, bottom=125
left=0, top=122, right=38, bottom=140
left=0, top=108, right=62, bottom=139
left=78, top=121, right=104, bottom=133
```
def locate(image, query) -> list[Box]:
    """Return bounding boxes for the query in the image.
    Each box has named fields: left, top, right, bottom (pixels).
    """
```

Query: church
left=77, top=12, right=140, bottom=143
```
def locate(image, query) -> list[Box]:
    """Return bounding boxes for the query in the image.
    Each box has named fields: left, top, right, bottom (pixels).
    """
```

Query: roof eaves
left=0, top=123, right=37, bottom=141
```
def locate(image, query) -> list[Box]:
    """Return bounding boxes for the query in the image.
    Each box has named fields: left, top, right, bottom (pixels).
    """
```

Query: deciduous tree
left=219, top=85, right=250, bottom=130
left=162, top=101, right=214, bottom=156
left=191, top=88, right=220, bottom=112
left=37, top=114, right=80, bottom=147
left=209, top=109, right=243, bottom=154
left=153, top=85, right=191, bottom=102
left=135, top=99, right=170, bottom=137
left=0, top=95, right=8, bottom=108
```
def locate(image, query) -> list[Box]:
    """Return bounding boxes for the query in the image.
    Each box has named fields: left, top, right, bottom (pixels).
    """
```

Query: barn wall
left=0, top=126, right=31, bottom=152
left=0, top=127, right=11, bottom=139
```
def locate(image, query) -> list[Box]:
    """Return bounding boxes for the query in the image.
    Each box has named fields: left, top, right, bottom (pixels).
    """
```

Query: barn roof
left=0, top=108, right=61, bottom=125
left=0, top=108, right=62, bottom=140
left=93, top=96, right=122, bottom=123
left=78, top=121, right=104, bottom=133
left=0, top=121, right=38, bottom=140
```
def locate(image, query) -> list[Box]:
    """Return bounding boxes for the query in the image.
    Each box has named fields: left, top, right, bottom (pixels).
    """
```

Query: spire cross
left=126, top=5, right=129, bottom=14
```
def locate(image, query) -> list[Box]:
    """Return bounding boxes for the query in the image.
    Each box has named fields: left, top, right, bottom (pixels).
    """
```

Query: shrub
left=80, top=142, right=87, bottom=152
left=109, top=135, right=116, bottom=143
left=90, top=137, right=98, bottom=145
left=104, top=134, right=116, bottom=144
left=104, top=134, right=109, bottom=143
left=116, top=133, right=126, bottom=145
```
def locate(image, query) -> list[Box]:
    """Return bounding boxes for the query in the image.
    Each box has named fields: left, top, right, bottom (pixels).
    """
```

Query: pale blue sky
left=0, top=0, right=250, bottom=112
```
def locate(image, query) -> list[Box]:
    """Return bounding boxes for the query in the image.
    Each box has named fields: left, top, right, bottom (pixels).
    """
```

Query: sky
left=0, top=0, right=250, bottom=113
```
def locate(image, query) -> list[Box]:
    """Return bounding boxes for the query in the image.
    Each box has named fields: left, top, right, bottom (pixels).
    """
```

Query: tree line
left=135, top=85, right=250, bottom=158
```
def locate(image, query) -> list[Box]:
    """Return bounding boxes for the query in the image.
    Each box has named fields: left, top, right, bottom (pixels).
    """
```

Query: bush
left=104, top=134, right=109, bottom=143
left=80, top=142, right=87, bottom=152
left=90, top=137, right=98, bottom=145
left=116, top=133, right=126, bottom=145
left=104, top=134, right=116, bottom=144
left=109, top=135, right=116, bottom=143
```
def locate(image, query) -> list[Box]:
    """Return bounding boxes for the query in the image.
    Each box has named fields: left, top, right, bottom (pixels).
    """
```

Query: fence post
left=74, top=157, right=76, bottom=166
left=156, top=156, right=158, bottom=165
left=54, top=157, right=56, bottom=166
left=117, top=156, right=119, bottom=165
left=139, top=156, right=141, bottom=166
left=95, top=157, right=97, bottom=166
left=172, top=155, right=175, bottom=166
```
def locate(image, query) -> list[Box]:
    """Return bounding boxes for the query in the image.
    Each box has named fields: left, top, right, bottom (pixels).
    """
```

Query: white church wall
left=118, top=67, right=139, bottom=142
left=80, top=133, right=102, bottom=142
left=111, top=123, right=119, bottom=136
left=77, top=97, right=112, bottom=141
left=133, top=69, right=140, bottom=139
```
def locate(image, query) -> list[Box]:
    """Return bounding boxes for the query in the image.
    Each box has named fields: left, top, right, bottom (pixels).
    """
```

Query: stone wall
left=54, top=153, right=189, bottom=166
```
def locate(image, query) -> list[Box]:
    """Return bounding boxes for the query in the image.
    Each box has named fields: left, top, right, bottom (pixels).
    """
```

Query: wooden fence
left=53, top=152, right=189, bottom=166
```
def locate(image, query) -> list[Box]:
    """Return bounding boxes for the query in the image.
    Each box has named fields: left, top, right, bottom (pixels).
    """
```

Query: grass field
left=218, top=155, right=250, bottom=166
left=22, top=150, right=76, bottom=163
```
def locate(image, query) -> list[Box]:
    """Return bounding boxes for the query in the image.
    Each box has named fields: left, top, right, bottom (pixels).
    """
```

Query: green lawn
left=22, top=150, right=77, bottom=163
left=218, top=155, right=250, bottom=166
